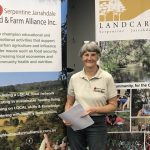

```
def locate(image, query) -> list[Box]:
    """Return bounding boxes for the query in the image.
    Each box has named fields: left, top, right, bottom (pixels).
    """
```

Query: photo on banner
left=0, top=0, right=67, bottom=149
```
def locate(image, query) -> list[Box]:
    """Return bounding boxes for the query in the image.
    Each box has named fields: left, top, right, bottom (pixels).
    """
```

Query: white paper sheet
left=58, top=104, right=94, bottom=130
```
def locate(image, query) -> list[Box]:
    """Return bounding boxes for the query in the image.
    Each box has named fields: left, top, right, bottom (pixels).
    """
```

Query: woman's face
left=82, top=51, right=98, bottom=68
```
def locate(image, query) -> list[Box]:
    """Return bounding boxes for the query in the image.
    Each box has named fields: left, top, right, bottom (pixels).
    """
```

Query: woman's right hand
left=63, top=120, right=72, bottom=126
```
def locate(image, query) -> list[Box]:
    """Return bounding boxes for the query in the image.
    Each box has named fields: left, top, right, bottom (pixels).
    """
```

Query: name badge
left=94, top=87, right=105, bottom=93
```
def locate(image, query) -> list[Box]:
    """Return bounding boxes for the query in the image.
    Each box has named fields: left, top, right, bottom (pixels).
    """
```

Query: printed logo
left=0, top=5, right=3, bottom=16
left=99, top=0, right=150, bottom=21
left=94, top=87, right=105, bottom=93
left=26, top=137, right=33, bottom=145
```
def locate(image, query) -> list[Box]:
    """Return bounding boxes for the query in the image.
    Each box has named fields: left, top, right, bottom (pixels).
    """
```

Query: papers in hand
left=58, top=104, right=94, bottom=131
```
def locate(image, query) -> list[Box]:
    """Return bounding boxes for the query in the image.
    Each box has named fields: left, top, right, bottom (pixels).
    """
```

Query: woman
left=64, top=41, right=117, bottom=150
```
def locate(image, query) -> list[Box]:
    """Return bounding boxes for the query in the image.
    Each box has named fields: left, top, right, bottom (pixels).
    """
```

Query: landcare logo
left=0, top=4, right=3, bottom=16
left=99, top=0, right=150, bottom=21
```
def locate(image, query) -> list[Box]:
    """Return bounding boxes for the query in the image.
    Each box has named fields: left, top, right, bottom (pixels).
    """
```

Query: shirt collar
left=79, top=66, right=103, bottom=79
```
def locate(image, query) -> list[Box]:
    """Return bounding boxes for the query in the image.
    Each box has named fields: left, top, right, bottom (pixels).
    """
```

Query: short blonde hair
left=79, top=41, right=101, bottom=58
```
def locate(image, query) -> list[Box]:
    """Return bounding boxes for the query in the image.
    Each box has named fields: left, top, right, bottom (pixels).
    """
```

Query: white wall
left=67, top=0, right=95, bottom=73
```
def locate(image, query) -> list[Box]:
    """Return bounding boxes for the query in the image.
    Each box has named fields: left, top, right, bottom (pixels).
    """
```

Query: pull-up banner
left=95, top=0, right=150, bottom=149
left=95, top=0, right=150, bottom=41
left=0, top=1, right=65, bottom=150
left=0, top=0, right=61, bottom=72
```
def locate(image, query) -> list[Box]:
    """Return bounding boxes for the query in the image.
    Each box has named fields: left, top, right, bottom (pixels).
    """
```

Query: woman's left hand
left=81, top=107, right=97, bottom=117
